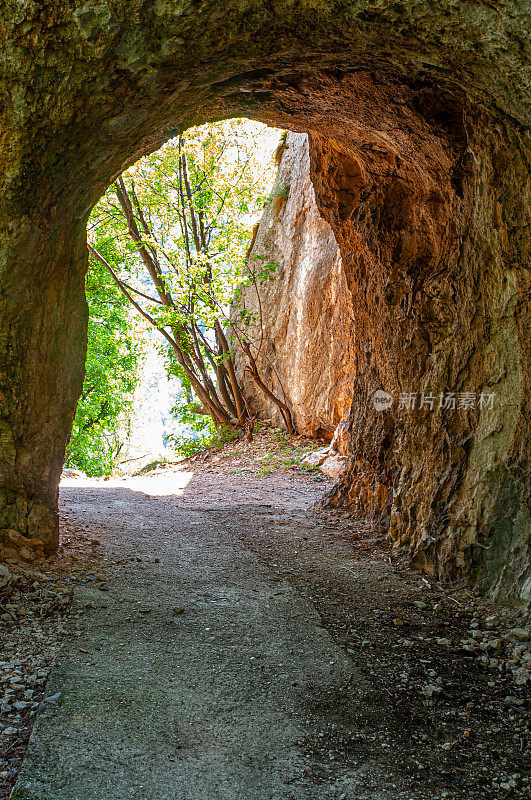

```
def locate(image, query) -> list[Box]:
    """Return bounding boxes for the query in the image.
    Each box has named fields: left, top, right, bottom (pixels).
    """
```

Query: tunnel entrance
left=1, top=6, right=530, bottom=795
left=69, top=118, right=283, bottom=477
left=0, top=4, right=529, bottom=605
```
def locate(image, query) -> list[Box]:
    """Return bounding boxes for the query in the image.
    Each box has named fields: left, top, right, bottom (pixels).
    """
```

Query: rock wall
left=236, top=90, right=530, bottom=607
left=234, top=133, right=355, bottom=439
left=305, top=110, right=530, bottom=608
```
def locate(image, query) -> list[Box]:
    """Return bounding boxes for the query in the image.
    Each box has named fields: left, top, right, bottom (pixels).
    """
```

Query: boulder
left=301, top=447, right=331, bottom=468
left=320, top=454, right=349, bottom=480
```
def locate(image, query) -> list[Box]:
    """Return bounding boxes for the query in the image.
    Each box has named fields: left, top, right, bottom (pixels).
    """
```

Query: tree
left=88, top=120, right=294, bottom=439
left=66, top=237, right=140, bottom=475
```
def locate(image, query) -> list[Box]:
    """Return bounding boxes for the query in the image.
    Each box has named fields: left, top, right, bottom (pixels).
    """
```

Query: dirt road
left=11, top=466, right=530, bottom=799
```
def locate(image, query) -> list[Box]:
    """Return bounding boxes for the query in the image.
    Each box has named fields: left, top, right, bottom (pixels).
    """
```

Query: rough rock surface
left=234, top=133, right=355, bottom=438
left=301, top=447, right=349, bottom=480
left=0, top=2, right=529, bottom=605
left=306, top=100, right=530, bottom=607
left=239, top=112, right=531, bottom=605
left=319, top=453, right=349, bottom=480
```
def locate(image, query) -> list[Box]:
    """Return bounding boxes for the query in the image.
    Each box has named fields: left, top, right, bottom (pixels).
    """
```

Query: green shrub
left=169, top=424, right=240, bottom=459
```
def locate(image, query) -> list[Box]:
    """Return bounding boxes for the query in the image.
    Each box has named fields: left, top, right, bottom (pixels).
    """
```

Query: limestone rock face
left=234, top=133, right=356, bottom=438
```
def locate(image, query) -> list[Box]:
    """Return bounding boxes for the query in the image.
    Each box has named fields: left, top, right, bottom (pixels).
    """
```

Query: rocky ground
left=0, top=533, right=107, bottom=798
left=1, top=428, right=530, bottom=799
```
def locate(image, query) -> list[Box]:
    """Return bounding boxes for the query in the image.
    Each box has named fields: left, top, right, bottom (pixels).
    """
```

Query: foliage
left=169, top=423, right=240, bottom=459
left=88, top=119, right=295, bottom=440
left=91, top=120, right=274, bottom=330
left=266, top=181, right=290, bottom=220
left=66, top=239, right=140, bottom=476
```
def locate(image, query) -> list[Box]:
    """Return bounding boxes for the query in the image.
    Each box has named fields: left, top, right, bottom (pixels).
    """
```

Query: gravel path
left=11, top=468, right=530, bottom=799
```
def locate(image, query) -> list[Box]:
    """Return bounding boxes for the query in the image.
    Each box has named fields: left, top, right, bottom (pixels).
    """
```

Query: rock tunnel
left=0, top=2, right=529, bottom=604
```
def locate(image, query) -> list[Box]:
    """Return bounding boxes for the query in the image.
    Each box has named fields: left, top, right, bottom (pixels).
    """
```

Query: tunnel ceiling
left=1, top=1, right=529, bottom=216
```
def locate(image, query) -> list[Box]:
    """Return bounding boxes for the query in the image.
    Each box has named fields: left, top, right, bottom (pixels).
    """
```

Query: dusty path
left=12, top=467, right=530, bottom=800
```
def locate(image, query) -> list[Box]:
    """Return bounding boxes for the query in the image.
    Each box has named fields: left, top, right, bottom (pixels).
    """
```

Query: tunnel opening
left=71, top=118, right=284, bottom=477
left=0, top=5, right=530, bottom=794
left=0, top=14, right=528, bottom=606
left=59, top=77, right=531, bottom=610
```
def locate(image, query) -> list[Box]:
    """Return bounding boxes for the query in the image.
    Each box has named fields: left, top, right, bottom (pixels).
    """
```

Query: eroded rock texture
left=234, top=132, right=355, bottom=439
left=0, top=2, right=529, bottom=602
left=238, top=88, right=530, bottom=604
left=305, top=100, right=530, bottom=607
